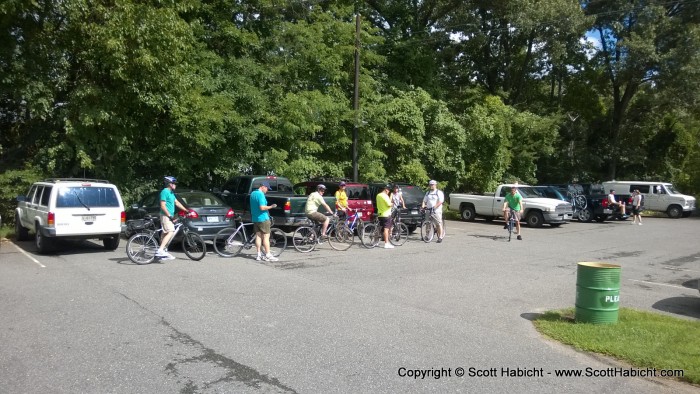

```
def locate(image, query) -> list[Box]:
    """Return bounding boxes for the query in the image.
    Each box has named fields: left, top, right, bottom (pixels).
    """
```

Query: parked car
left=368, top=182, right=425, bottom=233
left=540, top=183, right=616, bottom=223
left=15, top=178, right=126, bottom=253
left=449, top=184, right=574, bottom=227
left=603, top=181, right=696, bottom=218
left=126, top=190, right=234, bottom=240
left=294, top=179, right=374, bottom=221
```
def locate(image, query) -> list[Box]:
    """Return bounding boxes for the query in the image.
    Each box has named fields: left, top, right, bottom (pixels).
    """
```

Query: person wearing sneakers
left=157, top=176, right=188, bottom=260
left=422, top=180, right=445, bottom=243
left=632, top=189, right=643, bottom=225
left=502, top=186, right=524, bottom=240
left=376, top=184, right=394, bottom=248
left=306, top=184, right=334, bottom=242
left=250, top=181, right=278, bottom=261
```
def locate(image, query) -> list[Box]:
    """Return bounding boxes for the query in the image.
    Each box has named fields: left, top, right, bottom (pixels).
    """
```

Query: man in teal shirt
left=157, top=176, right=188, bottom=260
left=502, top=186, right=524, bottom=240
left=250, top=181, right=278, bottom=261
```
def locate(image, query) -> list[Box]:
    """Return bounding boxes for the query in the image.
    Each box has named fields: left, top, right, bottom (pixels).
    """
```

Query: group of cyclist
left=303, top=179, right=446, bottom=249
left=157, top=176, right=449, bottom=260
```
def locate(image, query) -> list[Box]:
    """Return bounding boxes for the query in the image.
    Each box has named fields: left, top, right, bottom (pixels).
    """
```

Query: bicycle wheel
left=508, top=219, right=514, bottom=242
left=329, top=224, right=354, bottom=251
left=292, top=226, right=316, bottom=253
left=575, top=195, right=587, bottom=210
left=183, top=232, right=206, bottom=261
left=213, top=227, right=245, bottom=257
left=390, top=222, right=409, bottom=246
left=126, top=233, right=159, bottom=265
left=268, top=228, right=288, bottom=257
left=360, top=223, right=381, bottom=249
left=420, top=220, right=435, bottom=243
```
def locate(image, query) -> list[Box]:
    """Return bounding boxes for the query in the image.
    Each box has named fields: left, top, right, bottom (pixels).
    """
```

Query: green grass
left=534, top=308, right=700, bottom=384
left=0, top=225, right=12, bottom=240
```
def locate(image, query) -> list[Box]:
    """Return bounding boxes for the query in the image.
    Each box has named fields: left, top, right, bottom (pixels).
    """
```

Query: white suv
left=15, top=178, right=126, bottom=253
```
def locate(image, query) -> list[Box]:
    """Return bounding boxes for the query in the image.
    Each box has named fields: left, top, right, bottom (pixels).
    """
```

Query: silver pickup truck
left=449, top=184, right=574, bottom=227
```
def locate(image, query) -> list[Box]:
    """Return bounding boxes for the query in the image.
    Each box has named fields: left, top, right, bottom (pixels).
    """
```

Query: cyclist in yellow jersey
left=376, top=184, right=394, bottom=249
left=335, top=181, right=349, bottom=217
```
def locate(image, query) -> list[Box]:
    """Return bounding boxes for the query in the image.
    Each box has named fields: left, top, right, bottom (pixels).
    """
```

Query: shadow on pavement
left=652, top=295, right=700, bottom=320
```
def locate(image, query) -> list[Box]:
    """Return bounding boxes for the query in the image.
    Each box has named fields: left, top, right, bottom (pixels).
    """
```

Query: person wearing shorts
left=631, top=189, right=643, bottom=225
left=306, top=184, right=333, bottom=241
left=250, top=181, right=278, bottom=261
left=157, top=176, right=188, bottom=260
left=503, top=186, right=524, bottom=240
left=377, top=184, right=394, bottom=249
left=422, top=180, right=445, bottom=243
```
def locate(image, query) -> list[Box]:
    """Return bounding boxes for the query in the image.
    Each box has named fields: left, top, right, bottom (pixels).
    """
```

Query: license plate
left=603, top=209, right=612, bottom=214
left=82, top=215, right=96, bottom=222
left=206, top=216, right=220, bottom=223
left=411, top=210, right=418, bottom=215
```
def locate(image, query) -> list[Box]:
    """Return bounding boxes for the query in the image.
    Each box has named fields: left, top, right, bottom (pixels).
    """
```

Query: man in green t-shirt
left=502, top=186, right=524, bottom=240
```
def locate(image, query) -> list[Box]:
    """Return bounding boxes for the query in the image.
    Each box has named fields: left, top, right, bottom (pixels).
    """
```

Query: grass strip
left=534, top=308, right=700, bottom=384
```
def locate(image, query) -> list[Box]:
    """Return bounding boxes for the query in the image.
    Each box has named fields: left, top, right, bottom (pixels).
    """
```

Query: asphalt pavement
left=0, top=216, right=698, bottom=393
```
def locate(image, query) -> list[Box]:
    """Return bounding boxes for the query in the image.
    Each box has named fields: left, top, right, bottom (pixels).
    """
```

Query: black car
left=125, top=190, right=234, bottom=240
left=368, top=182, right=426, bottom=233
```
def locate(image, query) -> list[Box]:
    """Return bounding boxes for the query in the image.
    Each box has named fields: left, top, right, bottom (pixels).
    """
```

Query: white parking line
left=628, top=279, right=687, bottom=290
left=661, top=265, right=700, bottom=273
left=11, top=242, right=46, bottom=268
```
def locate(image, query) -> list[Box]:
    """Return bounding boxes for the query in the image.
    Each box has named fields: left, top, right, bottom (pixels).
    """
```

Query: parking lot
left=1, top=217, right=698, bottom=393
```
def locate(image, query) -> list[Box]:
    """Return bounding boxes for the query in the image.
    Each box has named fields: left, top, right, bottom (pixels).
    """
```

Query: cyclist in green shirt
left=503, top=186, right=524, bottom=240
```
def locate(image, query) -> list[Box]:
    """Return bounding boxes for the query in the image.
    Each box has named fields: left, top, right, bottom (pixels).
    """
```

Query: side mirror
left=17, top=195, right=27, bottom=202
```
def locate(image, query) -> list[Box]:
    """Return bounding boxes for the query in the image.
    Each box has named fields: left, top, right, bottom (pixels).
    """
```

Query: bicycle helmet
left=164, top=176, right=177, bottom=185
left=317, top=184, right=327, bottom=191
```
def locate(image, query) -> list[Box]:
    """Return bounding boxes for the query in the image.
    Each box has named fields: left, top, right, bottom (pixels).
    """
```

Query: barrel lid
left=578, top=262, right=620, bottom=269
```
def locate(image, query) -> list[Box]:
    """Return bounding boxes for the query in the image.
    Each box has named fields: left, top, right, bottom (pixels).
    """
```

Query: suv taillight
left=225, top=209, right=234, bottom=219
left=47, top=212, right=55, bottom=226
left=121, top=211, right=126, bottom=224
left=284, top=201, right=291, bottom=211
left=602, top=199, right=609, bottom=208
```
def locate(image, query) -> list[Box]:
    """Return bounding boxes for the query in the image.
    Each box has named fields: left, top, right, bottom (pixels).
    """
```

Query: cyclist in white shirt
left=421, top=180, right=445, bottom=243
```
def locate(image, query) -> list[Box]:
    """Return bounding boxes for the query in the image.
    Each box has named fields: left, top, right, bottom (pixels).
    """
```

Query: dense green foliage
left=2, top=0, right=699, bottom=223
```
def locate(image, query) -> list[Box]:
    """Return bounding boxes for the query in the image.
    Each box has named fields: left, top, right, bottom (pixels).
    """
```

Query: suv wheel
left=667, top=205, right=683, bottom=219
left=35, top=225, right=53, bottom=254
left=577, top=208, right=593, bottom=223
left=460, top=205, right=476, bottom=221
left=15, top=214, right=30, bottom=241
left=103, top=235, right=120, bottom=250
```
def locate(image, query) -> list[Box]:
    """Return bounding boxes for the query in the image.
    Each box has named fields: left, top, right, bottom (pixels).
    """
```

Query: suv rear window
left=399, top=185, right=425, bottom=206
left=56, top=187, right=121, bottom=208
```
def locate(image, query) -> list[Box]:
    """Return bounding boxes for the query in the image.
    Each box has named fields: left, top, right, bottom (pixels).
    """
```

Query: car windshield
left=399, top=185, right=425, bottom=207
left=179, top=192, right=225, bottom=207
left=664, top=184, right=680, bottom=194
left=345, top=186, right=370, bottom=200
left=532, top=187, right=565, bottom=200
left=514, top=187, right=540, bottom=198
left=56, top=187, right=121, bottom=208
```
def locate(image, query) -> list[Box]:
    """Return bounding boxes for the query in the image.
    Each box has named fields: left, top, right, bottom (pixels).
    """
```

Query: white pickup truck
left=449, top=184, right=574, bottom=227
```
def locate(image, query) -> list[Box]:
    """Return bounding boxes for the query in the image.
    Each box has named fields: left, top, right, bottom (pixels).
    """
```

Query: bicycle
left=419, top=207, right=446, bottom=243
left=126, top=216, right=207, bottom=264
left=292, top=213, right=353, bottom=252
left=389, top=208, right=409, bottom=246
left=566, top=185, right=588, bottom=217
left=505, top=208, right=517, bottom=242
left=360, top=216, right=382, bottom=248
left=336, top=208, right=364, bottom=237
left=213, top=214, right=287, bottom=258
